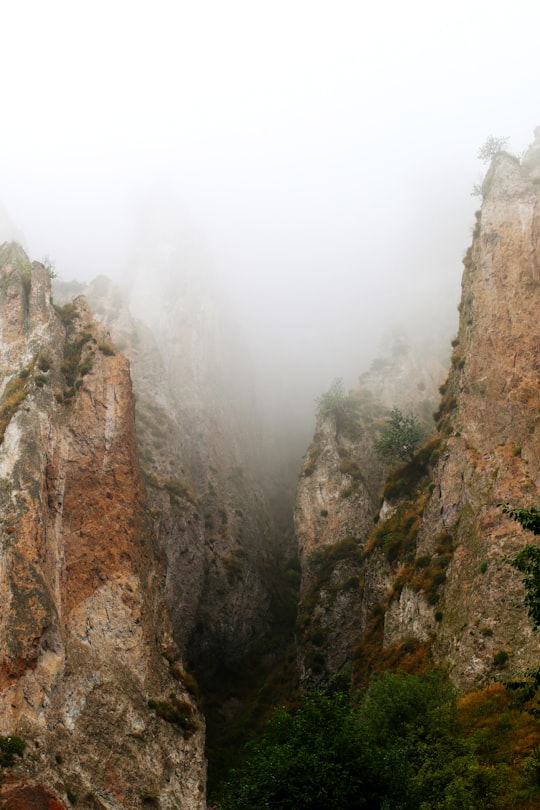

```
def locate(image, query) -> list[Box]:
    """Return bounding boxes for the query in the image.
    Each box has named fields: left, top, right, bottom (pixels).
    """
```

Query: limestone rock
left=0, top=246, right=205, bottom=809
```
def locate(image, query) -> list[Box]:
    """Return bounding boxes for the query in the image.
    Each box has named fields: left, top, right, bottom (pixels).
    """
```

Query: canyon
left=1, top=129, right=540, bottom=806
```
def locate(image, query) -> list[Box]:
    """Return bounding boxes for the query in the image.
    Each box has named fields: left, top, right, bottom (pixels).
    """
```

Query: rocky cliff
left=47, top=223, right=298, bottom=794
left=424, top=140, right=540, bottom=687
left=0, top=244, right=205, bottom=809
left=294, top=130, right=540, bottom=694
left=294, top=339, right=446, bottom=689
left=72, top=234, right=292, bottom=676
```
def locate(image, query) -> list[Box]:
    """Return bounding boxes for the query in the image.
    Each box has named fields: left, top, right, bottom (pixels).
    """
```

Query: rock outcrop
left=295, top=130, right=540, bottom=694
left=0, top=244, right=205, bottom=809
left=423, top=141, right=540, bottom=687
left=294, top=339, right=446, bottom=689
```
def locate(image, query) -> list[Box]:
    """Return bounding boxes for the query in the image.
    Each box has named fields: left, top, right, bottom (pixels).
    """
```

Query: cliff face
left=423, top=145, right=540, bottom=687
left=294, top=391, right=385, bottom=688
left=294, top=342, right=446, bottom=689
left=76, top=241, right=287, bottom=676
left=377, top=143, right=540, bottom=690
left=0, top=245, right=205, bottom=809
left=295, top=132, right=540, bottom=694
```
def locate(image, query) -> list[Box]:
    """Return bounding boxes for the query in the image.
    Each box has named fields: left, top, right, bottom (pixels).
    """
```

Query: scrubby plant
left=375, top=408, right=424, bottom=464
left=42, top=256, right=57, bottom=279
left=0, top=370, right=31, bottom=443
left=315, top=378, right=358, bottom=434
left=0, top=734, right=25, bottom=767
left=98, top=341, right=116, bottom=356
left=163, top=478, right=198, bottom=505
left=494, top=650, right=509, bottom=668
left=148, top=695, right=195, bottom=731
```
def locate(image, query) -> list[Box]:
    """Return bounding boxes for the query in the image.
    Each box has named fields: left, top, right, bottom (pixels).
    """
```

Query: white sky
left=0, top=0, right=538, bottom=425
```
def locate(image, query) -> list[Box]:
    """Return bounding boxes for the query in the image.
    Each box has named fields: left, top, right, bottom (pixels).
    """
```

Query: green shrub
left=315, top=378, right=358, bottom=433
left=141, top=790, right=159, bottom=805
left=37, top=354, right=52, bottom=372
left=0, top=734, right=25, bottom=767
left=98, top=341, right=116, bottom=356
left=375, top=408, right=424, bottom=464
left=54, top=302, right=79, bottom=326
left=0, top=373, right=30, bottom=443
left=493, top=650, right=509, bottom=668
left=148, top=696, right=195, bottom=731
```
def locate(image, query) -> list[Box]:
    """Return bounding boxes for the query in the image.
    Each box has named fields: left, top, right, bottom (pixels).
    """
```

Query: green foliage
left=218, top=691, right=368, bottom=809
left=98, top=341, right=116, bottom=356
left=0, top=734, right=25, bottom=767
left=169, top=663, right=200, bottom=699
left=42, top=256, right=57, bottom=279
left=217, top=671, right=506, bottom=810
left=66, top=788, right=78, bottom=805
left=315, top=378, right=358, bottom=434
left=501, top=504, right=540, bottom=536
left=510, top=544, right=540, bottom=631
left=375, top=408, right=424, bottom=464
left=501, top=504, right=540, bottom=630
left=0, top=370, right=31, bottom=444
left=147, top=696, right=195, bottom=731
left=383, top=436, right=440, bottom=501
left=493, top=650, right=509, bottom=668
left=372, top=502, right=424, bottom=565
left=477, top=135, right=510, bottom=163
left=54, top=302, right=96, bottom=399
left=163, top=477, right=198, bottom=505
left=54, top=302, right=79, bottom=326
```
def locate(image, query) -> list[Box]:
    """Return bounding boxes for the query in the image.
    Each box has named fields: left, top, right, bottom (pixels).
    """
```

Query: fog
left=1, top=0, right=539, bottom=436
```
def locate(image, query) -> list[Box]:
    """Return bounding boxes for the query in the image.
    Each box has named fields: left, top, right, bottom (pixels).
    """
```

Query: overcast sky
left=0, top=0, right=538, bottom=426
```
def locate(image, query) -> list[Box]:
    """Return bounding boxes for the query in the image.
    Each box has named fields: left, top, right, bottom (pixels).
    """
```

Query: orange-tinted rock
left=0, top=245, right=205, bottom=808
left=0, top=781, right=66, bottom=809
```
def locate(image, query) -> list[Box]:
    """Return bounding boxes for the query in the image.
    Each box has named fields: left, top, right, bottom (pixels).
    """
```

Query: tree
left=217, top=672, right=497, bottom=810
left=477, top=135, right=509, bottom=164
left=218, top=691, right=370, bottom=809
left=315, top=379, right=358, bottom=434
left=42, top=256, right=57, bottom=279
left=501, top=504, right=540, bottom=629
left=375, top=407, right=424, bottom=463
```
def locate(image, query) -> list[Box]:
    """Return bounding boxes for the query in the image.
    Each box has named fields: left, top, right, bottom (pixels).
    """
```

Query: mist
left=1, top=0, right=539, bottom=445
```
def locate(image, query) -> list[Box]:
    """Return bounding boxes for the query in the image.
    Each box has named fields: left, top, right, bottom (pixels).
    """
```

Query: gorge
left=1, top=129, right=540, bottom=807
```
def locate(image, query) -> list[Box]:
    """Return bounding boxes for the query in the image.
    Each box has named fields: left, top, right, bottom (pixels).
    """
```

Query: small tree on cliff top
left=477, top=135, right=509, bottom=164
left=316, top=378, right=358, bottom=433
left=375, top=408, right=424, bottom=464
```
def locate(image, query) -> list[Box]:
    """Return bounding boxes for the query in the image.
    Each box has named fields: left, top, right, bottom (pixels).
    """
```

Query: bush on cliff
left=0, top=735, right=25, bottom=767
left=375, top=407, right=424, bottom=463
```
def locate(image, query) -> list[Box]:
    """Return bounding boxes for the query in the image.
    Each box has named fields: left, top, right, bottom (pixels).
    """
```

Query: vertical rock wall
left=0, top=244, right=205, bottom=809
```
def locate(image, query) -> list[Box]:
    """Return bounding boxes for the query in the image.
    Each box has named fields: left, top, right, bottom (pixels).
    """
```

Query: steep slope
left=294, top=338, right=446, bottom=689
left=422, top=143, right=540, bottom=687
left=0, top=244, right=205, bottom=809
left=51, top=229, right=299, bottom=791
left=306, top=132, right=540, bottom=693
left=77, top=257, right=290, bottom=676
